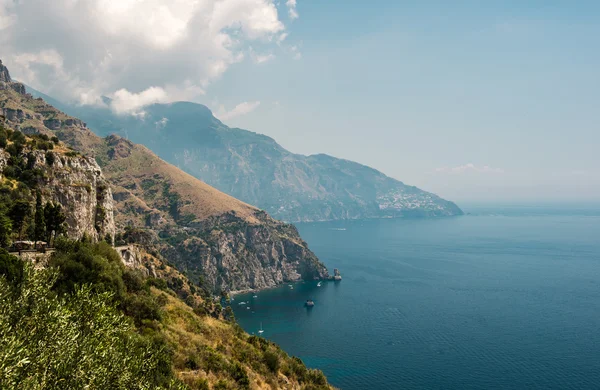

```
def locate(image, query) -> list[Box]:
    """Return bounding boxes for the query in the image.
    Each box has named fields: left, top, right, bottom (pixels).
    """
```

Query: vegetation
left=0, top=127, right=68, bottom=249
left=0, top=261, right=183, bottom=389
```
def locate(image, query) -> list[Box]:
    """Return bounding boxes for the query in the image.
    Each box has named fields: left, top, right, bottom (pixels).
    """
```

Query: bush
left=305, top=369, right=328, bottom=386
left=49, top=240, right=126, bottom=300
left=121, top=294, right=163, bottom=326
left=0, top=249, right=24, bottom=288
left=45, top=151, right=55, bottom=166
left=229, top=362, right=250, bottom=389
left=146, top=277, right=168, bottom=290
left=184, top=355, right=199, bottom=370
left=123, top=269, right=146, bottom=292
left=263, top=350, right=280, bottom=373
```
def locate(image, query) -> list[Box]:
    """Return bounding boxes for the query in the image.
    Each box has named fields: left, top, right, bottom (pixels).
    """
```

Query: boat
left=258, top=322, right=264, bottom=335
left=305, top=299, right=315, bottom=307
left=317, top=281, right=322, bottom=287
left=238, top=301, right=246, bottom=305
left=289, top=284, right=293, bottom=289
left=253, top=295, right=258, bottom=298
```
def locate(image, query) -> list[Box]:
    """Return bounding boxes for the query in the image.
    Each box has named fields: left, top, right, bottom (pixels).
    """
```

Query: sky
left=1, top=0, right=599, bottom=203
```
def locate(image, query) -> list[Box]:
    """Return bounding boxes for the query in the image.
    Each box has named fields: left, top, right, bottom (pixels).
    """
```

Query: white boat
left=238, top=301, right=246, bottom=305
left=258, top=322, right=264, bottom=335
left=253, top=295, right=258, bottom=298
left=317, top=282, right=322, bottom=287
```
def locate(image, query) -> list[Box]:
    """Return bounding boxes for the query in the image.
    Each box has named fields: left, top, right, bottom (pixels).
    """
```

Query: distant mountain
left=27, top=88, right=463, bottom=222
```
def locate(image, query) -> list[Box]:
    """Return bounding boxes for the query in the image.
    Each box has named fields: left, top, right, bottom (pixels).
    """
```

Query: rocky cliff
left=29, top=149, right=115, bottom=241
left=0, top=138, right=115, bottom=243
left=0, top=60, right=10, bottom=83
left=101, top=135, right=329, bottom=292
left=0, top=60, right=329, bottom=292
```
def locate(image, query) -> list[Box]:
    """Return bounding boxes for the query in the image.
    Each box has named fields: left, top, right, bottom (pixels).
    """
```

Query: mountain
left=0, top=121, right=332, bottom=390
left=1, top=61, right=329, bottom=293
left=24, top=89, right=464, bottom=222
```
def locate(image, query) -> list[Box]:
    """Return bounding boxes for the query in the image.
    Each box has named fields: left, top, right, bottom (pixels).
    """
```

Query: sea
left=233, top=204, right=600, bottom=389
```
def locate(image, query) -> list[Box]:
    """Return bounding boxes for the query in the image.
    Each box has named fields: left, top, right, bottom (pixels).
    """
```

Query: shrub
left=305, top=369, right=328, bottom=386
left=0, top=249, right=23, bottom=288
left=49, top=240, right=126, bottom=300
left=121, top=294, right=163, bottom=326
left=146, top=277, right=168, bottom=290
left=229, top=362, right=250, bottom=389
left=45, top=151, right=55, bottom=166
left=184, top=355, right=199, bottom=370
left=263, top=350, right=280, bottom=373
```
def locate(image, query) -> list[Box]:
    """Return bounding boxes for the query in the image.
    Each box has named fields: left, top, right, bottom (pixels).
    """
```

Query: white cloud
left=0, top=0, right=288, bottom=114
left=111, top=87, right=169, bottom=116
left=435, top=163, right=505, bottom=174
left=286, top=0, right=299, bottom=20
left=155, top=117, right=169, bottom=129
left=290, top=45, right=302, bottom=60
left=215, top=101, right=261, bottom=120
left=249, top=47, right=275, bottom=64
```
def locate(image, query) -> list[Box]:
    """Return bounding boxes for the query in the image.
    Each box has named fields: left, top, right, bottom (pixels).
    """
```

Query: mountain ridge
left=23, top=86, right=464, bottom=222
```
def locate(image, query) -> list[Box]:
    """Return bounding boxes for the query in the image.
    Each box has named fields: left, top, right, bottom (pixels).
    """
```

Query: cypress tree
left=33, top=192, right=45, bottom=249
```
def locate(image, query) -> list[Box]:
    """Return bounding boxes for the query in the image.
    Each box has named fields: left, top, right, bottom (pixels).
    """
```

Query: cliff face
left=0, top=146, right=116, bottom=243
left=102, top=136, right=329, bottom=292
left=29, top=150, right=115, bottom=242
left=159, top=212, right=328, bottom=292
left=0, top=60, right=11, bottom=83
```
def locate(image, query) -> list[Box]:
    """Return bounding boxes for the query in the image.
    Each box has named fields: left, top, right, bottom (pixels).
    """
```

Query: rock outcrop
left=0, top=59, right=11, bottom=83
left=161, top=212, right=329, bottom=292
left=8, top=149, right=116, bottom=242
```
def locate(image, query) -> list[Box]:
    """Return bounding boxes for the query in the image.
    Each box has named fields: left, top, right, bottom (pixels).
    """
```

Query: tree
left=0, top=211, right=12, bottom=249
left=44, top=202, right=66, bottom=246
left=33, top=192, right=44, bottom=248
left=9, top=200, right=31, bottom=241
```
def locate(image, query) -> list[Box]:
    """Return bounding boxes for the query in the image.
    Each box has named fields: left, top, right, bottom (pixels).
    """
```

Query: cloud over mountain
left=0, top=0, right=289, bottom=114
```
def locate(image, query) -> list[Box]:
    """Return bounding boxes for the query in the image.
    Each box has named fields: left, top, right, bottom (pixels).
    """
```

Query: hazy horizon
left=1, top=0, right=598, bottom=203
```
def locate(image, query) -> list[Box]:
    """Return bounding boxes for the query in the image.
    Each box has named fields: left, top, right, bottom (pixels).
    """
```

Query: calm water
left=233, top=205, right=600, bottom=389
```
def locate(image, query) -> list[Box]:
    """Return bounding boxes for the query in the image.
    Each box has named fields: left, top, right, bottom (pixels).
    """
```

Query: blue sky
left=2, top=0, right=599, bottom=203
left=210, top=0, right=600, bottom=202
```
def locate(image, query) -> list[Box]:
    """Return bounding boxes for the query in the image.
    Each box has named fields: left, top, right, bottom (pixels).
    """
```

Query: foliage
left=0, top=249, right=23, bottom=287
left=9, top=199, right=31, bottom=240
left=0, top=264, right=184, bottom=390
left=44, top=202, right=66, bottom=245
left=0, top=211, right=12, bottom=248
left=263, top=349, right=280, bottom=373
left=33, top=192, right=44, bottom=245
left=45, top=151, right=55, bottom=166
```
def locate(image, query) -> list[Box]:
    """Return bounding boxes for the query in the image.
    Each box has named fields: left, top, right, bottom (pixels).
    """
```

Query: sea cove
left=233, top=205, right=600, bottom=389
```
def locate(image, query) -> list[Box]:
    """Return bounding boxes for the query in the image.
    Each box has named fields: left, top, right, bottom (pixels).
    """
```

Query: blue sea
left=233, top=204, right=600, bottom=389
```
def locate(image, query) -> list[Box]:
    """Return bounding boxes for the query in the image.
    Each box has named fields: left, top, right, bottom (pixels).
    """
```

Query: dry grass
left=103, top=137, right=260, bottom=224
